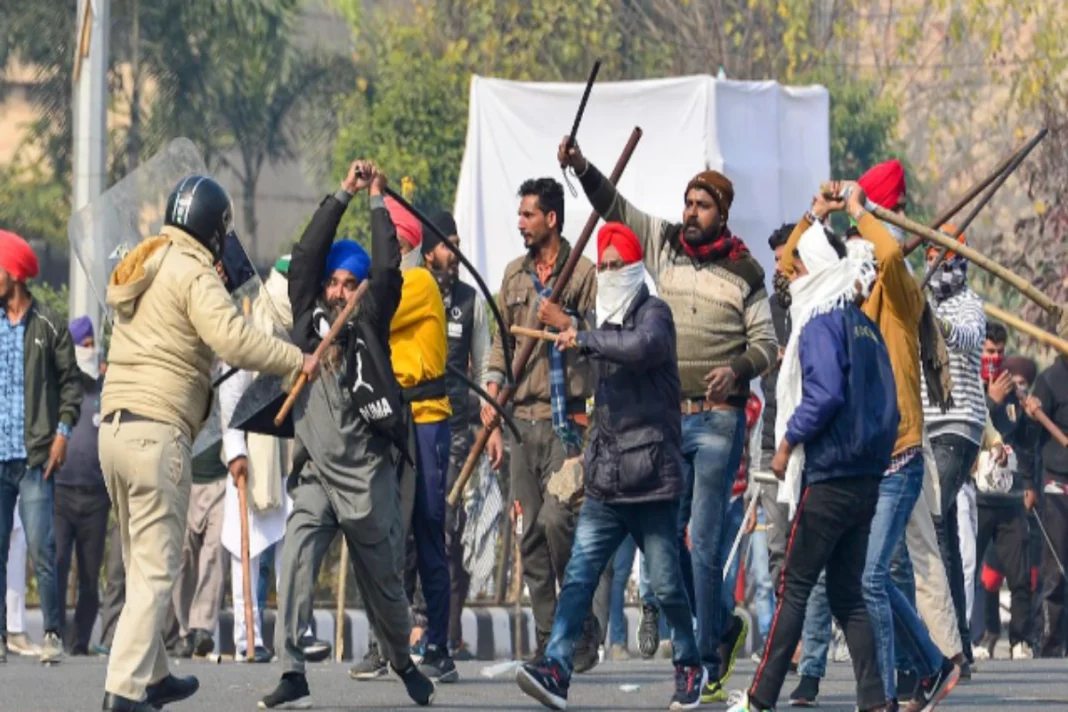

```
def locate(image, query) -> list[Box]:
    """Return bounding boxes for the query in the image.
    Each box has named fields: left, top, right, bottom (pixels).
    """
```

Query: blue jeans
left=747, top=508, right=775, bottom=641
left=798, top=571, right=831, bottom=678
left=0, top=460, right=62, bottom=635
left=686, top=409, right=746, bottom=671
left=863, top=457, right=945, bottom=700
left=608, top=535, right=637, bottom=647
left=721, top=495, right=745, bottom=617
left=546, top=497, right=698, bottom=676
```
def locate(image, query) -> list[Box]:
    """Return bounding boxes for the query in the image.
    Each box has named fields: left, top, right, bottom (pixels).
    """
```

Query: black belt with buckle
left=112, top=409, right=157, bottom=424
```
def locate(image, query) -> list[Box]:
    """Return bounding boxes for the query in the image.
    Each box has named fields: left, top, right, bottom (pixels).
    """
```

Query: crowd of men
left=0, top=133, right=1066, bottom=712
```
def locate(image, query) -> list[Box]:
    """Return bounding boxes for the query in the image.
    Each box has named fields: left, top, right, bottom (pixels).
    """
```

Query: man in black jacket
left=1024, top=354, right=1068, bottom=657
left=516, top=223, right=704, bottom=711
left=0, top=229, right=81, bottom=665
left=260, top=162, right=434, bottom=709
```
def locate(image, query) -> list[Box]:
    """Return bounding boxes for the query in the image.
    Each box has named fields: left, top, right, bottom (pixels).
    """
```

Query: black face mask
left=773, top=270, right=792, bottom=309
left=429, top=265, right=455, bottom=296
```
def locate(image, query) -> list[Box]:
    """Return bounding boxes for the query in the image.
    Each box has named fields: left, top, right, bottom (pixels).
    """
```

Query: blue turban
left=325, top=239, right=370, bottom=282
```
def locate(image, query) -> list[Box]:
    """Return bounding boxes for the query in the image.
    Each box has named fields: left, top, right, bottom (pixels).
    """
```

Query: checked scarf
left=529, top=271, right=583, bottom=451
left=928, top=255, right=968, bottom=302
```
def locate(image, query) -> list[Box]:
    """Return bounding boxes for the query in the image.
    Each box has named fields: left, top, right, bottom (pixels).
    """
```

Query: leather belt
left=680, top=398, right=712, bottom=416
left=111, top=409, right=158, bottom=424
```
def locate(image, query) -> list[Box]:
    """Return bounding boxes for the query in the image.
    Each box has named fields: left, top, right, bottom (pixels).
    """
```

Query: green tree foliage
left=0, top=161, right=69, bottom=248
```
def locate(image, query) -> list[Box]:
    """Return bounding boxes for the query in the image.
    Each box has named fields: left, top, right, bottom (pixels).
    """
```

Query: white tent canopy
left=453, top=75, right=830, bottom=290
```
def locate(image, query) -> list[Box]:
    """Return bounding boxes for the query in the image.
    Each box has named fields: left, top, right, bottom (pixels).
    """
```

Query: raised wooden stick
left=275, top=280, right=370, bottom=427
left=236, top=470, right=255, bottom=661
left=984, top=303, right=1068, bottom=358
left=446, top=127, right=644, bottom=507
left=868, top=205, right=1061, bottom=318
left=510, top=324, right=572, bottom=345
left=903, top=130, right=1048, bottom=256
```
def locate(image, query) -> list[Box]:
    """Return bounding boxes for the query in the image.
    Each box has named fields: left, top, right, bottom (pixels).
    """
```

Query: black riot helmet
left=164, top=175, right=234, bottom=259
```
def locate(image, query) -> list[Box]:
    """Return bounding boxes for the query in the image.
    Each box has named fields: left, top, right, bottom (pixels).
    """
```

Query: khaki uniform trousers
left=99, top=411, right=191, bottom=700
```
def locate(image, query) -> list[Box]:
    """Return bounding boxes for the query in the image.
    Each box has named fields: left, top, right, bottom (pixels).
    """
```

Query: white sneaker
left=973, top=646, right=991, bottom=661
left=726, top=691, right=770, bottom=712
left=1011, top=642, right=1034, bottom=660
left=6, top=632, right=40, bottom=657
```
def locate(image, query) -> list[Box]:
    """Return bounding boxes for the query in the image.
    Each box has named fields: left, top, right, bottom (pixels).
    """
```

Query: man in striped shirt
left=920, top=228, right=987, bottom=668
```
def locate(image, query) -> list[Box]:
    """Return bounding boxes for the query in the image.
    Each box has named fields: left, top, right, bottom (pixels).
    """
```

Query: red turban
left=597, top=222, right=643, bottom=265
left=858, top=159, right=907, bottom=210
left=384, top=196, right=423, bottom=249
left=0, top=229, right=39, bottom=282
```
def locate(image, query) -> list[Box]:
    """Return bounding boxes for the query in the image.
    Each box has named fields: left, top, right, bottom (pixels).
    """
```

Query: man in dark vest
left=423, top=209, right=496, bottom=659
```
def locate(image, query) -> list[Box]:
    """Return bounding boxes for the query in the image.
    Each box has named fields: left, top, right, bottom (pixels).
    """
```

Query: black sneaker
left=669, top=663, right=707, bottom=710
left=789, top=674, right=820, bottom=707
left=638, top=603, right=660, bottom=659
left=905, top=659, right=959, bottom=712
left=237, top=646, right=273, bottom=664
left=897, top=669, right=918, bottom=702
left=172, top=634, right=194, bottom=659
left=516, top=658, right=569, bottom=710
left=258, top=673, right=312, bottom=709
left=450, top=641, right=475, bottom=661
left=717, top=612, right=749, bottom=686
left=299, top=635, right=331, bottom=663
left=572, top=616, right=601, bottom=674
left=349, top=644, right=389, bottom=680
left=395, top=659, right=436, bottom=706
left=190, top=629, right=214, bottom=657
left=419, top=644, right=459, bottom=683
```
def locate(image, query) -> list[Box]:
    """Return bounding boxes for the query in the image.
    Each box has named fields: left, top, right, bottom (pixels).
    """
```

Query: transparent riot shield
left=68, top=138, right=208, bottom=319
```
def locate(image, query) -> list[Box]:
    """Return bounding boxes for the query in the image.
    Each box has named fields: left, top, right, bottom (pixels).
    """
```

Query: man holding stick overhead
left=261, top=161, right=434, bottom=709
left=560, top=138, right=777, bottom=701
left=481, top=177, right=600, bottom=665
left=516, top=222, right=705, bottom=711
left=98, top=176, right=316, bottom=712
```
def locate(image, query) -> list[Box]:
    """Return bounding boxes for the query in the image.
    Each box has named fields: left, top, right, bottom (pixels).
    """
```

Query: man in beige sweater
left=98, top=175, right=316, bottom=712
left=561, top=139, right=777, bottom=702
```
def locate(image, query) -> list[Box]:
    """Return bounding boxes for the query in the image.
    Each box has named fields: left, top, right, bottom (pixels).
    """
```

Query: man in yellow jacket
left=99, top=175, right=316, bottom=712
left=357, top=195, right=457, bottom=683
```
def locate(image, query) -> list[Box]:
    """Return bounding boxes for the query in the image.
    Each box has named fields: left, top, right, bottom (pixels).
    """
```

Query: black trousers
left=54, top=485, right=110, bottom=653
left=976, top=502, right=1032, bottom=645
left=99, top=517, right=126, bottom=648
left=749, top=475, right=883, bottom=711
left=445, top=426, right=474, bottom=648
left=1040, top=483, right=1068, bottom=657
left=930, top=433, right=980, bottom=661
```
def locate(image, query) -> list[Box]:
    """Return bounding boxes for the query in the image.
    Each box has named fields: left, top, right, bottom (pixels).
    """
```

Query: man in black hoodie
left=1024, top=353, right=1068, bottom=656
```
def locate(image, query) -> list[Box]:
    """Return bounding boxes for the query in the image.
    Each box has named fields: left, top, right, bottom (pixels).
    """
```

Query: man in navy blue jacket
left=732, top=222, right=899, bottom=712
left=516, top=223, right=704, bottom=712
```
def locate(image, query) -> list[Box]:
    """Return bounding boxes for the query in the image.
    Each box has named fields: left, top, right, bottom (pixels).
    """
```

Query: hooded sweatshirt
left=102, top=226, right=304, bottom=439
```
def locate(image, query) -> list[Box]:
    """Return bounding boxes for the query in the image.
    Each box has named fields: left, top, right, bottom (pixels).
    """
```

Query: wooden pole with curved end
left=235, top=468, right=255, bottom=661
left=274, top=280, right=370, bottom=427
left=445, top=127, right=645, bottom=508
left=984, top=303, right=1068, bottom=358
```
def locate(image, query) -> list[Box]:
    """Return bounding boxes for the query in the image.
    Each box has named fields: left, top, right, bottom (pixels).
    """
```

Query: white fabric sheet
left=454, top=75, right=830, bottom=291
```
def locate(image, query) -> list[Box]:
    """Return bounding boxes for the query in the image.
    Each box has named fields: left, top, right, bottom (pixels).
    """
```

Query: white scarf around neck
left=775, top=221, right=864, bottom=518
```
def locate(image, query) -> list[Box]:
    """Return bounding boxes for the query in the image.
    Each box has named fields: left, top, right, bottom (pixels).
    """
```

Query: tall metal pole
left=70, top=0, right=110, bottom=328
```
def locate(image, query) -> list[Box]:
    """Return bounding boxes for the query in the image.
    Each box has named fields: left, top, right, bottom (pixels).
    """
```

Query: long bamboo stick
left=510, top=325, right=570, bottom=345
left=869, top=206, right=1061, bottom=318
left=446, top=127, right=644, bottom=507
left=903, top=130, right=1048, bottom=256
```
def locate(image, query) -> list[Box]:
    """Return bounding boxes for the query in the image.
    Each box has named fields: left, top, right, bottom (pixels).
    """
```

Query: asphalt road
left=3, top=656, right=1068, bottom=711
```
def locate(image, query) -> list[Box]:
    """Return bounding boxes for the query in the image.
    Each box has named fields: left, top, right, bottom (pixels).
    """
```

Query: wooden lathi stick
left=275, top=280, right=370, bottom=427
left=510, top=324, right=572, bottom=345
left=903, top=129, right=1048, bottom=256
left=335, top=543, right=349, bottom=662
left=236, top=470, right=255, bottom=661
left=446, top=127, right=644, bottom=508
left=984, top=303, right=1068, bottom=358
left=865, top=205, right=1061, bottom=318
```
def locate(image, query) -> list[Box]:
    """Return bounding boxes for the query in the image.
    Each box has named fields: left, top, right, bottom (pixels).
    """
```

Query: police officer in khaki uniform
left=98, top=176, right=317, bottom=712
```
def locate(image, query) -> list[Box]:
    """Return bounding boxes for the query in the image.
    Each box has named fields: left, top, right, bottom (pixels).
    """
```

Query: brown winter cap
left=686, top=170, right=734, bottom=218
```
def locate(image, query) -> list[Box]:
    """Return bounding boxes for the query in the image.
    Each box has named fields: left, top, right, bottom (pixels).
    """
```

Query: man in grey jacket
left=260, top=162, right=434, bottom=709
